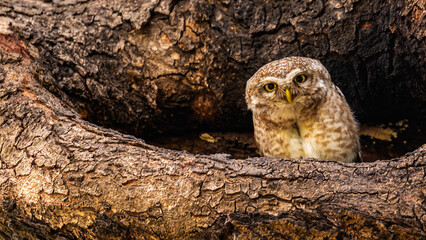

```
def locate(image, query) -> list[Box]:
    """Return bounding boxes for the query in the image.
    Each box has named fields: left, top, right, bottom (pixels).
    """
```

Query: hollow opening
left=13, top=0, right=422, bottom=164
left=75, top=66, right=424, bottom=163
left=73, top=62, right=424, bottom=163
left=143, top=118, right=425, bottom=162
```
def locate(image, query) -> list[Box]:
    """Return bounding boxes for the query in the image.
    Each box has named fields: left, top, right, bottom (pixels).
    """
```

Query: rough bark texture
left=1, top=0, right=424, bottom=137
left=0, top=36, right=425, bottom=240
left=0, top=0, right=425, bottom=239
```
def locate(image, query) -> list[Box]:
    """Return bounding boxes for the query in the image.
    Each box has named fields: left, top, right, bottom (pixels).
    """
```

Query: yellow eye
left=264, top=83, right=277, bottom=92
left=294, top=74, right=307, bottom=83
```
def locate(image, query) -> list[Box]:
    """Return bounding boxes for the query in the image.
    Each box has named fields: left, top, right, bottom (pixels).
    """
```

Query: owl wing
left=334, top=85, right=362, bottom=163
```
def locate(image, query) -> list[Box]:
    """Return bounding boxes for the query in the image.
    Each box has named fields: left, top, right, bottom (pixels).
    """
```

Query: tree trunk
left=0, top=0, right=425, bottom=239
left=0, top=38, right=425, bottom=240
left=2, top=0, right=424, bottom=136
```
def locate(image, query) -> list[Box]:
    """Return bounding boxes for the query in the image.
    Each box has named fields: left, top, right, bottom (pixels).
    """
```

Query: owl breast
left=252, top=88, right=360, bottom=162
left=253, top=119, right=314, bottom=160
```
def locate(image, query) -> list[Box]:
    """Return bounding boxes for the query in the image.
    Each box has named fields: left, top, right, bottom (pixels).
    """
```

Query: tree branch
left=0, top=47, right=424, bottom=239
left=0, top=0, right=425, bottom=239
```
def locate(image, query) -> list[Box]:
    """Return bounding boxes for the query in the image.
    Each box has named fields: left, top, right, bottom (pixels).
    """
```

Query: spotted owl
left=245, top=57, right=361, bottom=162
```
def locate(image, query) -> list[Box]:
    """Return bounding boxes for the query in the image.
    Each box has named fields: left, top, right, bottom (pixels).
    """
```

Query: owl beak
left=285, top=88, right=292, bottom=103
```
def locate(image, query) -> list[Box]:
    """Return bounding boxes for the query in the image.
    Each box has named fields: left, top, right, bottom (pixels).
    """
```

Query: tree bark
left=0, top=0, right=425, bottom=239
left=1, top=0, right=424, bottom=136
left=0, top=48, right=424, bottom=239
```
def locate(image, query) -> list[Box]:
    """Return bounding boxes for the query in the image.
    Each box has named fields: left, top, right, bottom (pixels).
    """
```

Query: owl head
left=245, top=57, right=332, bottom=114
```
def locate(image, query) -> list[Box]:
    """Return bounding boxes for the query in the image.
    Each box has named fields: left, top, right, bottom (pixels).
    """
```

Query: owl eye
left=294, top=74, right=307, bottom=83
left=264, top=83, right=277, bottom=92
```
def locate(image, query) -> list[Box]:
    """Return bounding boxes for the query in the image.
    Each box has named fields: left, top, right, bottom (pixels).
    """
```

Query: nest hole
left=145, top=119, right=425, bottom=162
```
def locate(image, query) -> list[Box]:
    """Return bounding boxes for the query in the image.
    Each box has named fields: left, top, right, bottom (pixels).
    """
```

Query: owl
left=245, top=57, right=361, bottom=163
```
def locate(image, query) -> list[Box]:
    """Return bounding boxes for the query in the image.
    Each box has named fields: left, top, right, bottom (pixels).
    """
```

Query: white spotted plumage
left=246, top=57, right=361, bottom=162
